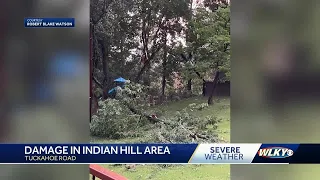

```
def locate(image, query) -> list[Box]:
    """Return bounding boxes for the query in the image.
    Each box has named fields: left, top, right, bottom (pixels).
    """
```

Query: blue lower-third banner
left=24, top=18, right=75, bottom=28
left=0, top=143, right=319, bottom=164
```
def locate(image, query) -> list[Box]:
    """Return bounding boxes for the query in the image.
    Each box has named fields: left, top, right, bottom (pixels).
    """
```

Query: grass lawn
left=91, top=96, right=230, bottom=180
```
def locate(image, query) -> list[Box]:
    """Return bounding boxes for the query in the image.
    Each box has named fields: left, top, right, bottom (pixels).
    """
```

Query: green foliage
left=141, top=106, right=219, bottom=143
left=188, top=102, right=209, bottom=111
left=90, top=99, right=142, bottom=139
left=182, top=5, right=230, bottom=82
left=90, top=83, right=219, bottom=143
left=90, top=0, right=229, bottom=144
left=91, top=0, right=230, bottom=101
left=116, top=82, right=149, bottom=107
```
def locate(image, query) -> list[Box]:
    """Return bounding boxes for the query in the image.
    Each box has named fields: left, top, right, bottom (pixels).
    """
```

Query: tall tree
left=161, top=29, right=168, bottom=99
left=134, top=0, right=191, bottom=83
left=190, top=6, right=230, bottom=78
left=91, top=0, right=140, bottom=91
left=184, top=5, right=230, bottom=103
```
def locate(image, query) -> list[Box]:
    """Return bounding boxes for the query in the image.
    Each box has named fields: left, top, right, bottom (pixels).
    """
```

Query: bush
left=188, top=103, right=209, bottom=111
left=90, top=99, right=147, bottom=139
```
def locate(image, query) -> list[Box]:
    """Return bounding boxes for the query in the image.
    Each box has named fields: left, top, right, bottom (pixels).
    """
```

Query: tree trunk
left=161, top=68, right=166, bottom=99
left=99, top=39, right=108, bottom=98
left=208, top=71, right=220, bottom=105
left=187, top=2, right=194, bottom=93
left=161, top=32, right=167, bottom=102
left=202, top=81, right=206, bottom=96
left=187, top=79, right=192, bottom=91
left=100, top=41, right=108, bottom=86
left=135, top=45, right=162, bottom=82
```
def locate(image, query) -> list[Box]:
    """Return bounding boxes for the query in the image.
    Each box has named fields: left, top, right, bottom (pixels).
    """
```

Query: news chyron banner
left=0, top=143, right=318, bottom=164
left=24, top=18, right=75, bottom=28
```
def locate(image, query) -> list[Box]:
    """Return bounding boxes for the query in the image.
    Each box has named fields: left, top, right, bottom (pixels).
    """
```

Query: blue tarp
left=114, top=77, right=127, bottom=82
left=108, top=88, right=116, bottom=94
left=108, top=78, right=127, bottom=94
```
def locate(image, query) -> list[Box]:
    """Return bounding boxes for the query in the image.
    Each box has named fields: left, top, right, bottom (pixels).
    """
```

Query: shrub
left=90, top=99, right=141, bottom=138
left=188, top=103, right=209, bottom=111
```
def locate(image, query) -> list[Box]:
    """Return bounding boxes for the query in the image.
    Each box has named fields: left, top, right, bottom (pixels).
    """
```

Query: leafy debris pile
left=90, top=83, right=220, bottom=143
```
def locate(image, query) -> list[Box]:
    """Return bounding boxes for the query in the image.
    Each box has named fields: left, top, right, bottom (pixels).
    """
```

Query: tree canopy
left=90, top=0, right=231, bottom=144
left=91, top=0, right=230, bottom=95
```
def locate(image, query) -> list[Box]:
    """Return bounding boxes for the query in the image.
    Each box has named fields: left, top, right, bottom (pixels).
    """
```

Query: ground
left=90, top=96, right=230, bottom=180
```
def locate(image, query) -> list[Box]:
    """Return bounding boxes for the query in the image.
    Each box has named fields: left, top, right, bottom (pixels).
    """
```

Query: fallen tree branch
left=180, top=124, right=209, bottom=140
left=126, top=103, right=171, bottom=125
left=123, top=101, right=209, bottom=141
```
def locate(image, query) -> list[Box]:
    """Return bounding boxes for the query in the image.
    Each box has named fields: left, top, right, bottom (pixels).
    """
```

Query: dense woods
left=90, top=0, right=230, bottom=143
